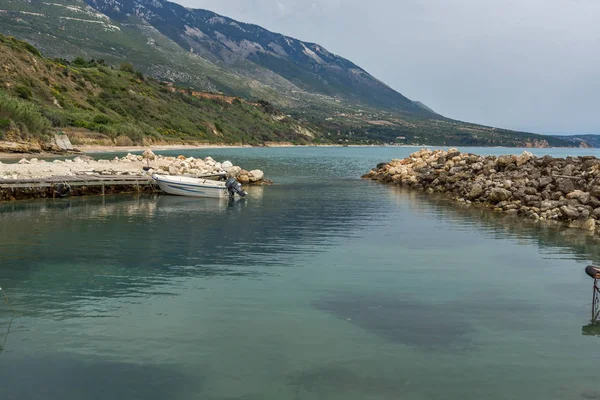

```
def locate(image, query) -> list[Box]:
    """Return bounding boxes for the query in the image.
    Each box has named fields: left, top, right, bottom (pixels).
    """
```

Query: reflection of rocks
left=389, top=187, right=600, bottom=263
left=364, top=148, right=600, bottom=234
left=582, top=323, right=600, bottom=337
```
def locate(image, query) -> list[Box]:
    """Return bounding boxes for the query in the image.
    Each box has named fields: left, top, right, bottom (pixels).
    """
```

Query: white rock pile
left=0, top=149, right=268, bottom=185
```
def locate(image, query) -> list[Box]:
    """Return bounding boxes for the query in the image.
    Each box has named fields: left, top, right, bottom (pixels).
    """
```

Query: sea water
left=1, top=147, right=600, bottom=399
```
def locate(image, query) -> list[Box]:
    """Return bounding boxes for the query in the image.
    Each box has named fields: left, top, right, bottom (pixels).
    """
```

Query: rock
left=446, top=149, right=460, bottom=159
left=571, top=218, right=596, bottom=231
left=168, top=165, right=178, bottom=175
left=560, top=206, right=580, bottom=219
left=541, top=200, right=561, bottom=211
left=467, top=184, right=484, bottom=199
left=18, top=158, right=30, bottom=164
left=539, top=176, right=553, bottom=187
left=222, top=161, right=233, bottom=170
left=562, top=164, right=576, bottom=176
left=489, top=188, right=512, bottom=203
left=238, top=174, right=250, bottom=184
left=226, top=166, right=242, bottom=178
left=556, top=178, right=575, bottom=194
left=249, top=169, right=265, bottom=182
left=593, top=208, right=600, bottom=218
left=497, top=155, right=517, bottom=168
left=516, top=151, right=534, bottom=166
left=589, top=186, right=600, bottom=197
left=142, top=149, right=156, bottom=160
left=566, top=190, right=591, bottom=205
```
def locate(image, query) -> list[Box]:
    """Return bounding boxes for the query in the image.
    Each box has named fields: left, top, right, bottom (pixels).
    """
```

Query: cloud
left=174, top=0, right=600, bottom=134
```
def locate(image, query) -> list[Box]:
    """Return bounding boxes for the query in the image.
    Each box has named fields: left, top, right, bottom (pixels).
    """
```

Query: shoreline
left=1, top=143, right=599, bottom=160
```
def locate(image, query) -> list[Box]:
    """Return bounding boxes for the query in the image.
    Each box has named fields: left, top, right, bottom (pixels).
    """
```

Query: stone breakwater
left=363, top=149, right=600, bottom=232
left=0, top=149, right=268, bottom=185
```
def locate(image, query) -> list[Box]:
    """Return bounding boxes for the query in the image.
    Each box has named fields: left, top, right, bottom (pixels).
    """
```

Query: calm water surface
left=1, top=147, right=600, bottom=399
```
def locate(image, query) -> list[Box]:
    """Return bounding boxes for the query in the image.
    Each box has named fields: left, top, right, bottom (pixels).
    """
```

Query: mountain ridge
left=0, top=0, right=596, bottom=147
left=85, top=0, right=427, bottom=115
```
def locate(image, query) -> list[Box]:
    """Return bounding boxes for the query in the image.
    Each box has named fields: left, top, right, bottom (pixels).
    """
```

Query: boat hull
left=153, top=175, right=228, bottom=199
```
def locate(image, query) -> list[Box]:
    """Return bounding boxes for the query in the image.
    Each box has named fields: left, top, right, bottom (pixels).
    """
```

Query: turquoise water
left=1, top=147, right=600, bottom=399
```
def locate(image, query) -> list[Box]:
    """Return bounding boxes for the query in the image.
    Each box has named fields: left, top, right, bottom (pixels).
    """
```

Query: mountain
left=0, top=34, right=318, bottom=146
left=557, top=135, right=600, bottom=148
left=86, top=0, right=425, bottom=114
left=0, top=0, right=593, bottom=147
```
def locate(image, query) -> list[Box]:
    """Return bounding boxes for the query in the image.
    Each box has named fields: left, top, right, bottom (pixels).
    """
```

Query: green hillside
left=0, top=34, right=319, bottom=146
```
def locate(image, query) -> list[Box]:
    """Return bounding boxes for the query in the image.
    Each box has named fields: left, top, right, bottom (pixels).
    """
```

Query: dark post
left=585, top=266, right=600, bottom=322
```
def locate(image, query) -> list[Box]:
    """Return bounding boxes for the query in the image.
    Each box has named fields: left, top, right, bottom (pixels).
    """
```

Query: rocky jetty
left=363, top=149, right=600, bottom=232
left=0, top=149, right=269, bottom=185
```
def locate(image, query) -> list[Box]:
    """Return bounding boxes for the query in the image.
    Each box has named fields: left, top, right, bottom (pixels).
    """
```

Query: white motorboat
left=152, top=174, right=247, bottom=199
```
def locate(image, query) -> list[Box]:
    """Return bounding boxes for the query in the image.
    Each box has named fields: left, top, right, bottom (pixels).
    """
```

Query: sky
left=175, top=0, right=599, bottom=135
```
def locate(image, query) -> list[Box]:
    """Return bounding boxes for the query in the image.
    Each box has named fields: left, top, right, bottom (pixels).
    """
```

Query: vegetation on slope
left=0, top=34, right=318, bottom=146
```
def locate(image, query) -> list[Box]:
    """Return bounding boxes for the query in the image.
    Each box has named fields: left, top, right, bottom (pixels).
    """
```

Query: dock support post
left=102, top=183, right=105, bottom=197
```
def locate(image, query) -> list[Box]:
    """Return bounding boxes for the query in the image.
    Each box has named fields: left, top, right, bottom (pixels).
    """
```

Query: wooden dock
left=0, top=174, right=156, bottom=201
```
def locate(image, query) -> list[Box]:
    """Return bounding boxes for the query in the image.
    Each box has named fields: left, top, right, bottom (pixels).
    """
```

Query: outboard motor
left=226, top=178, right=248, bottom=198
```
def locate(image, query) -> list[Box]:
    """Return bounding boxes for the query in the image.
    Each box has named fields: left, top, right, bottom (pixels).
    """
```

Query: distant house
left=396, top=136, right=406, bottom=140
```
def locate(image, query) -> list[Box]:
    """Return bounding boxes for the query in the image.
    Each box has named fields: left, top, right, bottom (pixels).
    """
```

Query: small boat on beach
left=152, top=174, right=248, bottom=199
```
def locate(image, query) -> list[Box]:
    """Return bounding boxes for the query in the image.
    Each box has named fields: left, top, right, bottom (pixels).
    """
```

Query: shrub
left=72, top=57, right=87, bottom=67
left=0, top=91, right=51, bottom=137
left=119, top=62, right=134, bottom=73
left=0, top=117, right=10, bottom=129
left=115, top=135, right=134, bottom=146
left=22, top=42, right=41, bottom=57
left=41, top=108, right=69, bottom=127
left=14, top=85, right=33, bottom=100
left=123, top=123, right=144, bottom=142
left=73, top=119, right=94, bottom=130
left=93, top=114, right=113, bottom=125
left=97, top=124, right=118, bottom=137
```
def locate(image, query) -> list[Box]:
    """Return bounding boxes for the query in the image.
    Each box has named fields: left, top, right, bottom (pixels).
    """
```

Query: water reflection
left=0, top=315, right=13, bottom=353
left=0, top=181, right=390, bottom=317
left=582, top=323, right=600, bottom=337
left=388, top=187, right=600, bottom=264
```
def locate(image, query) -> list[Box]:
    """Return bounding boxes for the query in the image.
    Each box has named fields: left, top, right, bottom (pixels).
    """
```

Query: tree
left=119, top=62, right=134, bottom=73
left=72, top=57, right=86, bottom=67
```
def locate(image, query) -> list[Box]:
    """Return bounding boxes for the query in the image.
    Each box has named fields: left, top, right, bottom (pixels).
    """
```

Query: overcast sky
left=175, top=0, right=599, bottom=134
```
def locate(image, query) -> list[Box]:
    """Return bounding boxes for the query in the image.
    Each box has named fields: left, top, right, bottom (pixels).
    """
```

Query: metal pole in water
left=593, top=279, right=598, bottom=322
left=0, top=288, right=15, bottom=314
left=585, top=266, right=600, bottom=323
